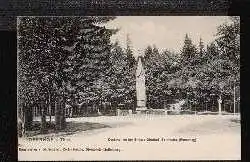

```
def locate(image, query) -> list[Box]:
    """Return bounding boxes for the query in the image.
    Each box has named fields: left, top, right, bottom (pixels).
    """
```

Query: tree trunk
left=24, top=104, right=33, bottom=131
left=35, top=106, right=38, bottom=117
left=194, top=104, right=196, bottom=115
left=55, top=95, right=66, bottom=130
left=218, top=94, right=222, bottom=115
left=18, top=104, right=25, bottom=137
left=49, top=94, right=52, bottom=123
left=60, top=96, right=66, bottom=129
left=55, top=96, right=61, bottom=131
left=49, top=104, right=52, bottom=123
left=201, top=101, right=204, bottom=112
left=69, top=106, right=73, bottom=118
left=233, top=83, right=236, bottom=115
left=40, top=101, right=46, bottom=133
left=78, top=104, right=81, bottom=116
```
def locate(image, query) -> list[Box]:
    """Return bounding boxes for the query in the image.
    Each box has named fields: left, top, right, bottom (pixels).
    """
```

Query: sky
left=105, top=16, right=230, bottom=56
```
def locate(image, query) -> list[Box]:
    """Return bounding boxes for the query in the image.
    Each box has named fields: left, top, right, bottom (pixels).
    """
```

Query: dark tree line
left=18, top=17, right=136, bottom=136
left=17, top=16, right=239, bottom=136
left=143, top=17, right=240, bottom=113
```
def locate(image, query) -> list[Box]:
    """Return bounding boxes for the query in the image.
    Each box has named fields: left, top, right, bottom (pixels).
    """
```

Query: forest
left=17, top=16, right=240, bottom=136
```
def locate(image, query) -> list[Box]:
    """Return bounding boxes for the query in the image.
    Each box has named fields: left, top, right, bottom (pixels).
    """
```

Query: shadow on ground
left=175, top=116, right=240, bottom=135
left=24, top=119, right=133, bottom=138
left=25, top=121, right=111, bottom=137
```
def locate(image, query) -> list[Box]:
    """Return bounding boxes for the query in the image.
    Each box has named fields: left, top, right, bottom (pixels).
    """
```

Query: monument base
left=136, top=107, right=147, bottom=114
left=136, top=107, right=147, bottom=111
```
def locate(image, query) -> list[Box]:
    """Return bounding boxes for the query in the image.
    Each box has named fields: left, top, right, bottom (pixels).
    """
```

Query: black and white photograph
left=17, top=16, right=240, bottom=161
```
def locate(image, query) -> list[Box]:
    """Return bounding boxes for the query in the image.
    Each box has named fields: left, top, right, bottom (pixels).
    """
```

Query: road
left=18, top=115, right=241, bottom=161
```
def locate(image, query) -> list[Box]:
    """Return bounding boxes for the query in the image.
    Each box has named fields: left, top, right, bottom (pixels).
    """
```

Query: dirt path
left=18, top=115, right=240, bottom=161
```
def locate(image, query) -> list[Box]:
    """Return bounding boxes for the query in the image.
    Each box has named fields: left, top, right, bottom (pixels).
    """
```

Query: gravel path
left=18, top=115, right=241, bottom=161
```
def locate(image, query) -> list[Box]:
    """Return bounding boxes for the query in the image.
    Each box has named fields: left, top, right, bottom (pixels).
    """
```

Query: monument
left=136, top=56, right=147, bottom=111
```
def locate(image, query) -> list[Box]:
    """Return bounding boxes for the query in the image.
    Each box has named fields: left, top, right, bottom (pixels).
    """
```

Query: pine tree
left=181, top=34, right=198, bottom=66
left=109, top=41, right=136, bottom=111
left=70, top=17, right=117, bottom=116
left=192, top=17, right=240, bottom=113
left=124, top=35, right=136, bottom=110
left=126, top=34, right=135, bottom=69
left=160, top=50, right=182, bottom=101
left=18, top=16, right=117, bottom=132
left=211, top=16, right=240, bottom=113
left=198, top=38, right=205, bottom=58
left=207, top=43, right=219, bottom=59
left=144, top=45, right=166, bottom=108
left=178, top=34, right=201, bottom=111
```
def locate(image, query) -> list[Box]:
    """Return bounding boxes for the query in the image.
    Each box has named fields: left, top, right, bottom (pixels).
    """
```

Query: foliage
left=18, top=16, right=118, bottom=131
left=143, top=16, right=240, bottom=112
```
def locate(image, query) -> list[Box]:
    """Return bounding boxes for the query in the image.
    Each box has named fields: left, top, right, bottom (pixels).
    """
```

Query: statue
left=136, top=56, right=147, bottom=110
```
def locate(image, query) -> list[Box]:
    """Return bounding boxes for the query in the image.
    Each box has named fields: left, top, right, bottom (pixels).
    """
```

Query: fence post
left=164, top=109, right=168, bottom=115
left=129, top=109, right=132, bottom=115
left=117, top=109, right=121, bottom=116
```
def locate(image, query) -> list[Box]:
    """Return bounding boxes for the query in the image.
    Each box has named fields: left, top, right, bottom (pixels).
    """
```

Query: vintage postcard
left=17, top=16, right=240, bottom=161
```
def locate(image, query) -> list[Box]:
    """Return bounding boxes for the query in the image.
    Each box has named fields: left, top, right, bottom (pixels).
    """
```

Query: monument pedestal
left=136, top=56, right=147, bottom=114
left=136, top=107, right=147, bottom=111
left=136, top=106, right=147, bottom=114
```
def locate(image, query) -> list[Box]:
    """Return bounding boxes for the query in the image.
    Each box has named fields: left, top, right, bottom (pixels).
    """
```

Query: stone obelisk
left=136, top=56, right=147, bottom=110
